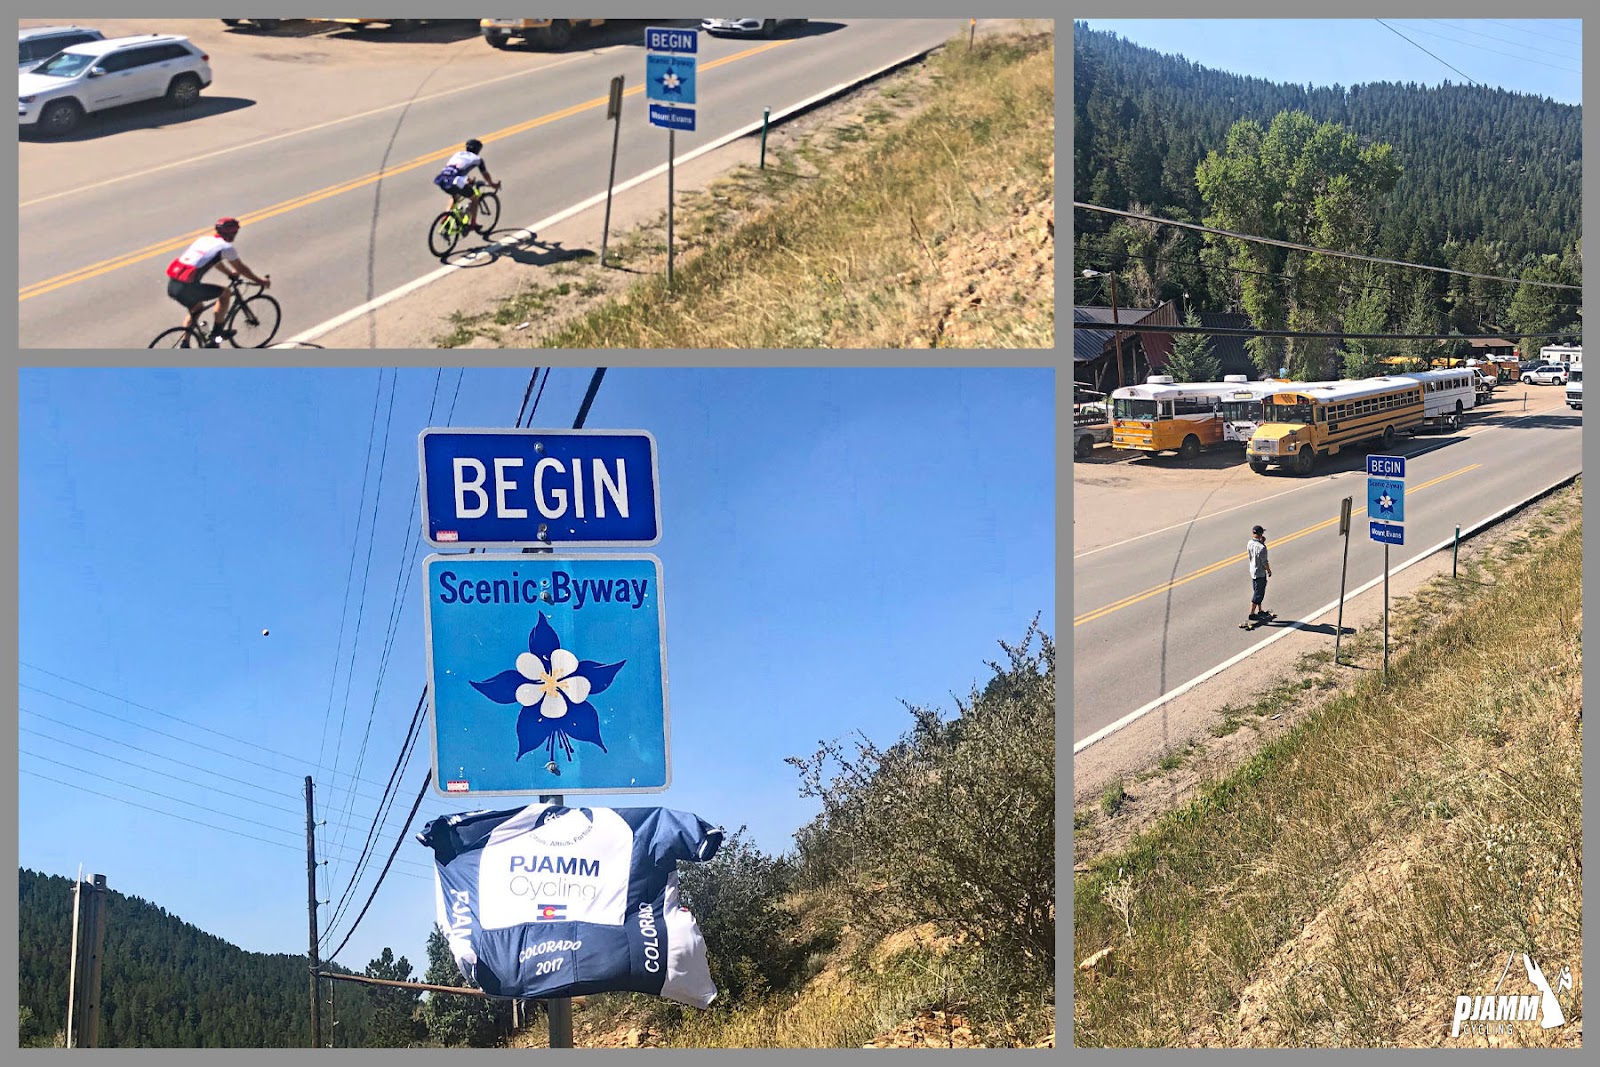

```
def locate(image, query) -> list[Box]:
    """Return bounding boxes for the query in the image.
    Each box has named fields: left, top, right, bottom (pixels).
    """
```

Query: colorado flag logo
left=536, top=903, right=567, bottom=921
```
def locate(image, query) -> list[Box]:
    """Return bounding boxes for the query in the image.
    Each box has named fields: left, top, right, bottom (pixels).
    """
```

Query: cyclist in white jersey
left=434, top=138, right=501, bottom=236
left=164, top=217, right=271, bottom=343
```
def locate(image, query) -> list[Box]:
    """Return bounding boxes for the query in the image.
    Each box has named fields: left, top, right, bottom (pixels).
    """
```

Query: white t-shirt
left=1247, top=538, right=1270, bottom=578
left=168, top=235, right=239, bottom=284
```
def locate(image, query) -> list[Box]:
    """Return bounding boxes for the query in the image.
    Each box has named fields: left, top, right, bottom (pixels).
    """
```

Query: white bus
left=1109, top=376, right=1226, bottom=459
left=1219, top=379, right=1340, bottom=444
left=1394, top=368, right=1477, bottom=430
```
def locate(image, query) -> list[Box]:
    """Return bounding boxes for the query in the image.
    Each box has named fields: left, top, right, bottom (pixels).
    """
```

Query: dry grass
left=1074, top=483, right=1582, bottom=1048
left=536, top=30, right=1054, bottom=349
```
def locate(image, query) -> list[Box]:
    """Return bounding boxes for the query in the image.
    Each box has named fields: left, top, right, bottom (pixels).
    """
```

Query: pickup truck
left=1075, top=412, right=1111, bottom=459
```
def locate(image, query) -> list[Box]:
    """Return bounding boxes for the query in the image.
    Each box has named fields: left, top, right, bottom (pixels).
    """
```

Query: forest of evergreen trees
left=1073, top=22, right=1582, bottom=376
left=17, top=869, right=402, bottom=1048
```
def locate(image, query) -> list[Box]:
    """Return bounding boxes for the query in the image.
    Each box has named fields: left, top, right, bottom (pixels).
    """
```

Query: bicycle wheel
left=225, top=294, right=283, bottom=348
left=429, top=210, right=462, bottom=258
left=148, top=325, right=207, bottom=349
left=475, top=192, right=502, bottom=236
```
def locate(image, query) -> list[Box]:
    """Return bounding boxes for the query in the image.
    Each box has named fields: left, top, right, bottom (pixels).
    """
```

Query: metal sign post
left=1367, top=455, right=1407, bottom=682
left=1335, top=496, right=1352, bottom=665
left=644, top=26, right=698, bottom=289
left=600, top=75, right=624, bottom=268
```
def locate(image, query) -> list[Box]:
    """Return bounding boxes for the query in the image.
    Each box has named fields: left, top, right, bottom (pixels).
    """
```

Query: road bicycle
left=148, top=275, right=282, bottom=349
left=429, top=181, right=502, bottom=259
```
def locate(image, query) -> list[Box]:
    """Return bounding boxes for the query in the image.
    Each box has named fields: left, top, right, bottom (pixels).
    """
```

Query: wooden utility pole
left=66, top=873, right=108, bottom=1048
left=305, top=776, right=323, bottom=1049
left=1109, top=271, right=1126, bottom=391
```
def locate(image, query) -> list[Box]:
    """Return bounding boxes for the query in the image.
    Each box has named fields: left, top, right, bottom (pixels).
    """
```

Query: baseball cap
left=1251, top=525, right=1265, bottom=535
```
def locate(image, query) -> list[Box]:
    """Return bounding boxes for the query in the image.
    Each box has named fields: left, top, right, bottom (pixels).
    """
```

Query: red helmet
left=215, top=216, right=241, bottom=235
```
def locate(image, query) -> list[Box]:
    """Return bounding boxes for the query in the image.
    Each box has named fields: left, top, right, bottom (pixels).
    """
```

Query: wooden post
left=66, top=873, right=108, bottom=1048
left=306, top=776, right=323, bottom=1049
left=1109, top=273, right=1125, bottom=391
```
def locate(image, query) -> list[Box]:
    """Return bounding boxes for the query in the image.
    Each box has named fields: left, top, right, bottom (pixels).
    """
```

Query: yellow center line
left=18, top=40, right=792, bottom=302
left=1073, top=463, right=1482, bottom=627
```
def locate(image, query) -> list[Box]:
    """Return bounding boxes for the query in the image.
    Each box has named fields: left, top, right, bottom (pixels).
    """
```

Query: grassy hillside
left=438, top=27, right=1054, bottom=349
left=1074, top=484, right=1582, bottom=1047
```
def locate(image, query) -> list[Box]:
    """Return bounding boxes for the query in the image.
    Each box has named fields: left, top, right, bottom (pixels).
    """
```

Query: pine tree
left=421, top=926, right=505, bottom=1048
left=1163, top=310, right=1221, bottom=382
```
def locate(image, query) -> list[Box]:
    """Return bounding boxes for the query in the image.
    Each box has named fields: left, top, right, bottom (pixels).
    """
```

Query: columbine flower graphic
left=1378, top=492, right=1395, bottom=515
left=470, top=612, right=625, bottom=764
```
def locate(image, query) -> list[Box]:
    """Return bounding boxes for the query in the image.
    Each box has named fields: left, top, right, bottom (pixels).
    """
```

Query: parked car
left=701, top=18, right=808, bottom=38
left=19, top=34, right=211, bottom=137
left=1526, top=364, right=1569, bottom=386
left=18, top=26, right=104, bottom=73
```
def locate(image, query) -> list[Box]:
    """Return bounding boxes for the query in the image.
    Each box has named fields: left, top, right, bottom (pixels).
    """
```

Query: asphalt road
left=1072, top=393, right=1583, bottom=744
left=18, top=19, right=973, bottom=348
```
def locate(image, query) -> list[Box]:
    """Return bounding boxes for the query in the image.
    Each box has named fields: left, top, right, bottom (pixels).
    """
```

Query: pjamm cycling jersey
left=165, top=235, right=239, bottom=284
left=434, top=149, right=483, bottom=193
left=417, top=802, right=724, bottom=1007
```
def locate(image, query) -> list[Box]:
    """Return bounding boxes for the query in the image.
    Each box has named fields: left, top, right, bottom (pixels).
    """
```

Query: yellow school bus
left=1109, top=376, right=1240, bottom=459
left=1247, top=376, right=1425, bottom=475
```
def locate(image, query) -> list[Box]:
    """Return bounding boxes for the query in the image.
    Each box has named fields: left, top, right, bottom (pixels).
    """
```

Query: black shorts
left=168, top=277, right=224, bottom=308
left=1251, top=575, right=1269, bottom=603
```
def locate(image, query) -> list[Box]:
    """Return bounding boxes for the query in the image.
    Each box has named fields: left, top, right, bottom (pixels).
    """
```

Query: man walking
left=1243, top=524, right=1274, bottom=629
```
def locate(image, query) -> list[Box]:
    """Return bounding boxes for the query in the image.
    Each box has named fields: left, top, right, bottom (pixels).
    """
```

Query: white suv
left=19, top=34, right=211, bottom=137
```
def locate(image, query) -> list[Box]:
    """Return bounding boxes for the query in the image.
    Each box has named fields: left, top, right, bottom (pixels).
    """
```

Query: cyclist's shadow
left=441, top=229, right=594, bottom=270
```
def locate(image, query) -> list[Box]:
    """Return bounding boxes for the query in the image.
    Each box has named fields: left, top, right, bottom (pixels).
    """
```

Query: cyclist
left=434, top=138, right=500, bottom=236
left=164, top=217, right=271, bottom=344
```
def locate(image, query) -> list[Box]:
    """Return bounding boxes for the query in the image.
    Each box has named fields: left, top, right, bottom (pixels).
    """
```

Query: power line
left=324, top=771, right=433, bottom=965
left=17, top=667, right=394, bottom=793
left=316, top=369, right=389, bottom=782
left=1483, top=19, right=1582, bottom=51
left=1071, top=203, right=1583, bottom=290
left=22, top=769, right=434, bottom=882
left=1375, top=19, right=1482, bottom=88
left=1422, top=19, right=1582, bottom=68
left=327, top=370, right=405, bottom=887
left=1404, top=20, right=1582, bottom=74
left=19, top=721, right=423, bottom=840
left=19, top=688, right=396, bottom=808
left=323, top=691, right=429, bottom=947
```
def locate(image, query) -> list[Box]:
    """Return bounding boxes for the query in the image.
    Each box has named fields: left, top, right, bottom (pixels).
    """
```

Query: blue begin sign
left=419, top=428, right=660, bottom=548
left=424, top=554, right=670, bottom=797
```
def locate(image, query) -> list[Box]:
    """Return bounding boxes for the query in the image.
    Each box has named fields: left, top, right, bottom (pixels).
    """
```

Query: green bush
left=784, top=620, right=1055, bottom=1005
left=677, top=830, right=807, bottom=1006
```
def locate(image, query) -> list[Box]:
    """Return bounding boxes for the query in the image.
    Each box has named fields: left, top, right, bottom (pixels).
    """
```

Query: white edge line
left=1072, top=473, right=1580, bottom=754
left=274, top=46, right=936, bottom=347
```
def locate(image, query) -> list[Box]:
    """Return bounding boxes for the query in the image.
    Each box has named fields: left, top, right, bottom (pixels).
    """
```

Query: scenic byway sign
left=1367, top=454, right=1406, bottom=546
left=419, top=428, right=660, bottom=548
left=645, top=25, right=698, bottom=131
left=424, top=554, right=670, bottom=797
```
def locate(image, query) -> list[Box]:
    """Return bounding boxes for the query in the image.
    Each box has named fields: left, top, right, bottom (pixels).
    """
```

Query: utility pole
left=66, top=873, right=108, bottom=1048
left=1109, top=271, right=1126, bottom=391
left=305, top=776, right=322, bottom=1050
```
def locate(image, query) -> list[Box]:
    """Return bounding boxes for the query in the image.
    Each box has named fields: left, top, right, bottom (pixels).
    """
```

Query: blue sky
left=17, top=366, right=1055, bottom=978
left=1080, top=18, right=1582, bottom=105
